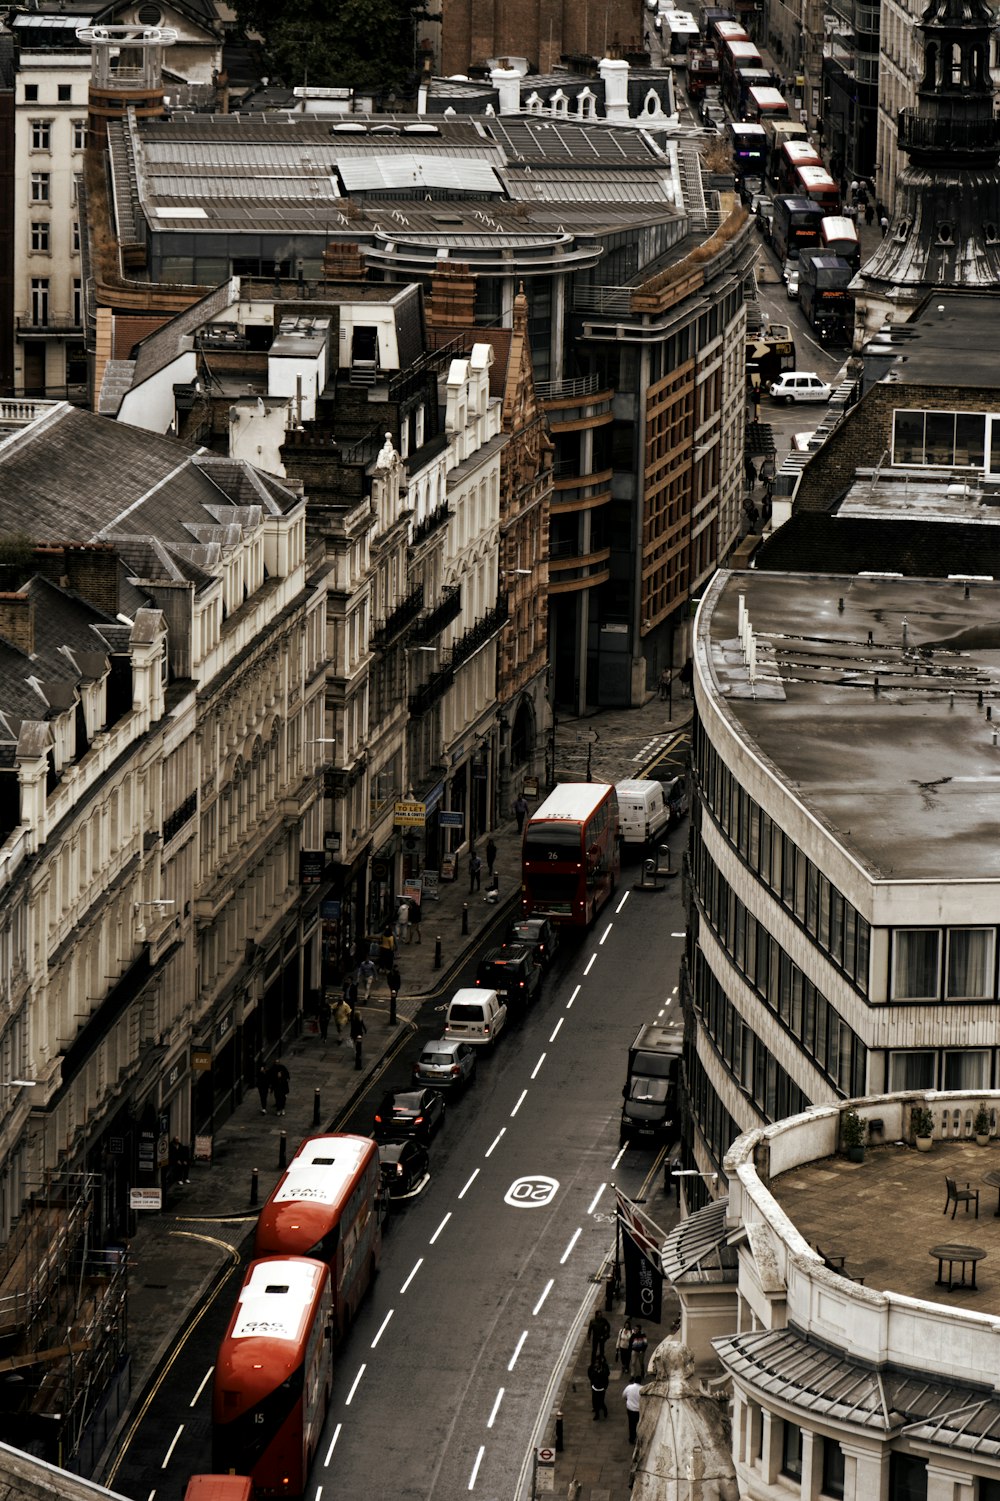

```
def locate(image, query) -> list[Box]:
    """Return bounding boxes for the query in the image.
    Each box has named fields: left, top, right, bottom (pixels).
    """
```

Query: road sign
left=439, top=810, right=465, bottom=828
left=536, top=1447, right=555, bottom=1492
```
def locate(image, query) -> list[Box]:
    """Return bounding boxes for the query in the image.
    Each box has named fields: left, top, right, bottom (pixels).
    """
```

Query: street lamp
left=2, top=1080, right=36, bottom=1089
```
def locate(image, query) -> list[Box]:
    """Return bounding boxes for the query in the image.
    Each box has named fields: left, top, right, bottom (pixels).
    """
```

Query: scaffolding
left=0, top=1171, right=127, bottom=1471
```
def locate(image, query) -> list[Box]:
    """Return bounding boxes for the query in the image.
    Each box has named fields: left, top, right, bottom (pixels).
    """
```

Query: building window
left=58, top=83, right=71, bottom=102
left=945, top=927, right=994, bottom=998
left=821, top=1437, right=845, bottom=1499
left=73, top=278, right=82, bottom=326
left=892, top=408, right=986, bottom=468
left=887, top=1050, right=936, bottom=1092
left=942, top=1048, right=990, bottom=1091
left=72, top=221, right=80, bottom=252
left=30, top=173, right=50, bottom=202
left=24, top=84, right=38, bottom=102
left=73, top=119, right=86, bottom=150
left=30, top=278, right=50, bottom=326
left=891, top=929, right=940, bottom=999
left=30, top=120, right=51, bottom=150
left=889, top=1452, right=927, bottom=1501
left=30, top=222, right=49, bottom=252
left=780, top=1422, right=802, bottom=1481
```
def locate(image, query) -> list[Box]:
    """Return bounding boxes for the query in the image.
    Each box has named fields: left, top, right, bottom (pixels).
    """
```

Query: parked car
left=412, top=1039, right=478, bottom=1093
left=378, top=1139, right=430, bottom=1201
left=768, top=371, right=833, bottom=404
left=755, top=198, right=774, bottom=240
left=662, top=774, right=690, bottom=829
left=476, top=944, right=542, bottom=1016
left=505, top=916, right=560, bottom=970
left=786, top=268, right=800, bottom=300
left=444, top=987, right=507, bottom=1049
left=372, top=1087, right=445, bottom=1145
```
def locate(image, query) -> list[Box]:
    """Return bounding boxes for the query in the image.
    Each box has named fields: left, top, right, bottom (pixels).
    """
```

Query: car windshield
left=628, top=1076, right=669, bottom=1103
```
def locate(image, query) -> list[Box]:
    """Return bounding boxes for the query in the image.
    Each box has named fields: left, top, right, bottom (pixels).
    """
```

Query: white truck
left=615, top=779, right=671, bottom=848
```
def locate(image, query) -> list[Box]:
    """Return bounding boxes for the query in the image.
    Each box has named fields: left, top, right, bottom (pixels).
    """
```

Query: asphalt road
left=113, top=840, right=688, bottom=1501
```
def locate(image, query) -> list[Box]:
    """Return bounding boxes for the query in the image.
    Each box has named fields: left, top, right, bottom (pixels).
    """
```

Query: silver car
left=412, top=1039, right=478, bottom=1092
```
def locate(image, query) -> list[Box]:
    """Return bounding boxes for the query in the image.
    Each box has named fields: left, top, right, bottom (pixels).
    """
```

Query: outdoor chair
left=943, top=1176, right=980, bottom=1219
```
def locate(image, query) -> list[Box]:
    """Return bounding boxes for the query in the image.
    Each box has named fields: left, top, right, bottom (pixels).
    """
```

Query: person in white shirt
left=622, top=1377, right=642, bottom=1443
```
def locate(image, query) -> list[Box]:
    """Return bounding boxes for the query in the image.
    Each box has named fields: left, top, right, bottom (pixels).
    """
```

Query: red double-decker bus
left=253, top=1133, right=383, bottom=1339
left=212, top=1257, right=333, bottom=1497
left=521, top=782, right=620, bottom=927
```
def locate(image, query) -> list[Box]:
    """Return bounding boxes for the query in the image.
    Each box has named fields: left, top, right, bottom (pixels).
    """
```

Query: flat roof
left=882, top=291, right=1000, bottom=389
left=701, top=569, right=1000, bottom=881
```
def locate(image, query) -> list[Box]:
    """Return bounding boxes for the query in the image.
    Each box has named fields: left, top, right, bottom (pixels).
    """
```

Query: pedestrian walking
left=347, top=977, right=358, bottom=1010
left=616, top=1318, right=634, bottom=1373
left=378, top=925, right=395, bottom=971
left=587, top=1308, right=611, bottom=1360
left=395, top=898, right=411, bottom=944
left=587, top=1355, right=610, bottom=1420
left=270, top=1061, right=290, bottom=1117
left=469, top=850, right=482, bottom=892
left=317, top=996, right=331, bottom=1042
left=745, top=454, right=757, bottom=489
left=485, top=837, right=497, bottom=878
left=409, top=897, right=422, bottom=944
left=629, top=1325, right=649, bottom=1380
left=350, top=1005, right=367, bottom=1068
left=256, top=1062, right=270, bottom=1114
left=880, top=213, right=889, bottom=236
left=514, top=793, right=529, bottom=834
left=623, top=1377, right=642, bottom=1443
left=359, top=957, right=376, bottom=1000
left=865, top=200, right=875, bottom=227
left=333, top=997, right=351, bottom=1043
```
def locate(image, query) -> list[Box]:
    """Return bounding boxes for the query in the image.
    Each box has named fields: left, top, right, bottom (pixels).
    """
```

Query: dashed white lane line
left=345, top=1364, right=366, bottom=1405
left=190, top=1367, right=213, bottom=1407
left=371, top=1309, right=394, bottom=1347
left=616, top=890, right=631, bottom=913
left=533, top=1279, right=554, bottom=1315
left=399, top=1259, right=423, bottom=1294
left=487, top=1387, right=505, bottom=1428
left=459, top=1168, right=480, bottom=1199
left=549, top=1017, right=564, bottom=1042
left=429, top=1212, right=452, bottom=1245
left=584, top=953, right=597, bottom=975
left=567, top=984, right=581, bottom=1008
left=323, top=1424, right=342, bottom=1466
left=508, top=1331, right=528, bottom=1370
left=560, top=1228, right=582, bottom=1264
left=599, top=922, right=613, bottom=945
left=587, top=1182, right=607, bottom=1214
left=530, top=1053, right=546, bottom=1080
left=486, top=1128, right=506, bottom=1156
left=671, top=931, right=685, bottom=937
left=468, top=1445, right=486, bottom=1490
left=611, top=1143, right=629, bottom=1169
left=161, top=1427, right=184, bottom=1469
left=511, top=1090, right=528, bottom=1117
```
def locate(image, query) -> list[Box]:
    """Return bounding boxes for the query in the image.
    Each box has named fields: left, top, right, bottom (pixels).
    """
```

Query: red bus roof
left=254, top=1133, right=376, bottom=1258
left=184, top=1479, right=254, bottom=1501
left=748, top=85, right=788, bottom=109
left=821, top=215, right=858, bottom=242
left=529, top=782, right=615, bottom=823
left=795, top=164, right=837, bottom=189
left=782, top=140, right=822, bottom=164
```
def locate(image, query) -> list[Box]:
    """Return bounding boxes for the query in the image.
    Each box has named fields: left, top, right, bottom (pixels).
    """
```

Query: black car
left=476, top=943, right=542, bottom=1015
left=372, top=1088, right=445, bottom=1145
left=505, top=917, right=560, bottom=970
left=378, top=1139, right=430, bottom=1201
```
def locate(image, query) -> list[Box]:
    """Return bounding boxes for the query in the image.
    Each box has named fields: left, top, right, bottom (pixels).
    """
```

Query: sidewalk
left=97, top=693, right=694, bottom=1491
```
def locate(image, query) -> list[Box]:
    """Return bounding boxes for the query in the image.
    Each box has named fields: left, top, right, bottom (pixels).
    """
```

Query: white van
left=615, top=779, right=671, bottom=847
left=444, top=987, right=507, bottom=1050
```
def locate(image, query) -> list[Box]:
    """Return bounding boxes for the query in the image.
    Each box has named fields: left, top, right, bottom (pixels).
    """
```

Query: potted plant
left=912, top=1105, right=935, bottom=1151
left=842, top=1106, right=866, bottom=1163
left=974, top=1102, right=992, bottom=1146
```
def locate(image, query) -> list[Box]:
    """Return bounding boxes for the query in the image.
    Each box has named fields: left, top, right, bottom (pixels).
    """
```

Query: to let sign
left=394, top=800, right=426, bottom=828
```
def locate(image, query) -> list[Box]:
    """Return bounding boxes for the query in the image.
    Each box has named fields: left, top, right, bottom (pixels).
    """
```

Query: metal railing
left=372, top=584, right=424, bottom=650
left=449, top=598, right=509, bottom=673
left=535, top=372, right=602, bottom=401
left=410, top=584, right=461, bottom=643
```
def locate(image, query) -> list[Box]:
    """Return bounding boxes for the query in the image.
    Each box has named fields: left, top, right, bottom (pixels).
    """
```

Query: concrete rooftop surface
left=772, top=1139, right=1000, bottom=1312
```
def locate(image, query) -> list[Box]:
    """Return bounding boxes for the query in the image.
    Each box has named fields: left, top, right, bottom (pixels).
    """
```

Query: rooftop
left=701, top=569, right=1000, bottom=882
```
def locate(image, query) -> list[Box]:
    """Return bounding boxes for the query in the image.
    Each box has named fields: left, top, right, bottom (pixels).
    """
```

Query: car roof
left=379, top=1141, right=414, bottom=1161
left=485, top=943, right=531, bottom=962
left=421, top=1039, right=461, bottom=1053
left=385, top=1089, right=426, bottom=1106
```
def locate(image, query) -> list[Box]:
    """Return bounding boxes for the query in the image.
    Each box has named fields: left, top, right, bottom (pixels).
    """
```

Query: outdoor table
left=983, top=1169, right=1000, bottom=1217
left=930, top=1243, right=986, bottom=1290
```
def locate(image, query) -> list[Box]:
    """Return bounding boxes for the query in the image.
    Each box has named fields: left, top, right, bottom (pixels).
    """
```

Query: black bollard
left=354, top=1037, right=363, bottom=1071
left=278, top=1131, right=287, bottom=1170
left=389, top=991, right=397, bottom=1025
left=605, top=1274, right=615, bottom=1311
left=434, top=935, right=442, bottom=970
left=313, top=1087, right=321, bottom=1127
left=555, top=1410, right=564, bottom=1453
left=462, top=902, right=469, bottom=936
left=250, top=1167, right=259, bottom=1206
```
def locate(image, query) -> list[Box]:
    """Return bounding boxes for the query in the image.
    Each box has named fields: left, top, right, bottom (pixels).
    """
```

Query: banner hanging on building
left=621, top=1223, right=663, bottom=1325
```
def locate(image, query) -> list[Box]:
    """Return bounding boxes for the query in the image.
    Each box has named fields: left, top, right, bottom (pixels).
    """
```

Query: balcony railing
left=410, top=584, right=461, bottom=643
left=372, top=584, right=424, bottom=651
left=897, top=109, right=1000, bottom=157
left=408, top=665, right=454, bottom=717
left=535, top=373, right=602, bottom=401
left=449, top=598, right=509, bottom=673
left=410, top=502, right=451, bottom=548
